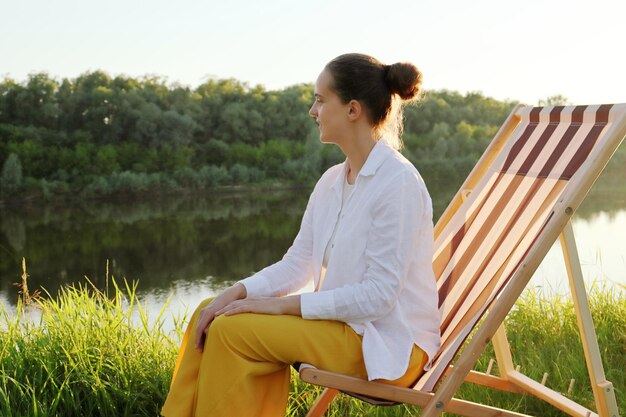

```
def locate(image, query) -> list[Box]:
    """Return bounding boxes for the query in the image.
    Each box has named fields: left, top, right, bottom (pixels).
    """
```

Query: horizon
left=0, top=68, right=531, bottom=104
left=2, top=0, right=626, bottom=106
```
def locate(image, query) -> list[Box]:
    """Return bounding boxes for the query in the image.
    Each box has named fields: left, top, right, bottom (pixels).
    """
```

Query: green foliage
left=202, top=165, right=230, bottom=187
left=0, top=153, right=22, bottom=194
left=0, top=72, right=521, bottom=202
left=197, top=139, right=231, bottom=166
left=400, top=90, right=516, bottom=193
left=94, top=145, right=120, bottom=175
left=538, top=95, right=571, bottom=106
left=229, top=163, right=251, bottom=184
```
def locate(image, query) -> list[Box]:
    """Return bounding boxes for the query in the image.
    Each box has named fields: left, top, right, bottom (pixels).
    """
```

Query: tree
left=1, top=153, right=23, bottom=193
left=94, top=145, right=120, bottom=175
left=538, top=95, right=570, bottom=107
left=0, top=71, right=524, bottom=198
left=11, top=73, right=60, bottom=128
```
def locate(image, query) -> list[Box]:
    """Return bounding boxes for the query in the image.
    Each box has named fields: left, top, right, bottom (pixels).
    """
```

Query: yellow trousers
left=161, top=298, right=426, bottom=417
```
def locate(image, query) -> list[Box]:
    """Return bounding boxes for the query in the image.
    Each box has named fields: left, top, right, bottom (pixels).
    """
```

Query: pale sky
left=2, top=0, right=625, bottom=106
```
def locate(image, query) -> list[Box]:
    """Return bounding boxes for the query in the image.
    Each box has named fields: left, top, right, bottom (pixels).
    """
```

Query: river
left=1, top=162, right=624, bottom=323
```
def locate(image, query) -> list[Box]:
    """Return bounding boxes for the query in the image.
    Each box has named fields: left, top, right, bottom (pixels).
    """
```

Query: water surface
left=1, top=167, right=624, bottom=323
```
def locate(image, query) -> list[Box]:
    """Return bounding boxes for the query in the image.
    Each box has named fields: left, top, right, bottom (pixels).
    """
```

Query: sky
left=1, top=0, right=626, bottom=106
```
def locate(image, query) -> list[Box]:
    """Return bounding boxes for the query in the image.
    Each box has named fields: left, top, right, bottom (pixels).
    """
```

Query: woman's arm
left=215, top=294, right=301, bottom=317
left=192, top=176, right=327, bottom=337
left=237, top=185, right=318, bottom=298
left=194, top=282, right=303, bottom=351
left=221, top=172, right=429, bottom=324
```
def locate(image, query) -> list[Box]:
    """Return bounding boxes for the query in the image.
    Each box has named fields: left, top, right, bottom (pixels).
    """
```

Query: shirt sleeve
left=300, top=171, right=428, bottom=322
left=238, top=186, right=316, bottom=298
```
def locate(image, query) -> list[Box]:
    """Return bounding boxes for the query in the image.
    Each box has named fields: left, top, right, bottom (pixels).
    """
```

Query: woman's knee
left=207, top=314, right=266, bottom=348
left=204, top=314, right=249, bottom=351
left=209, top=313, right=242, bottom=336
left=197, top=297, right=216, bottom=311
left=190, top=298, right=215, bottom=322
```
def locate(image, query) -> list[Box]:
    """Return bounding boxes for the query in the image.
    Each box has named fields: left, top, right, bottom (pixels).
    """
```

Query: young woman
left=161, top=53, right=440, bottom=417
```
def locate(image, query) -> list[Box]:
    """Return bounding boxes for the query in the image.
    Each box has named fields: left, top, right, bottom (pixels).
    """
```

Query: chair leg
left=560, top=223, right=620, bottom=417
left=305, top=388, right=339, bottom=417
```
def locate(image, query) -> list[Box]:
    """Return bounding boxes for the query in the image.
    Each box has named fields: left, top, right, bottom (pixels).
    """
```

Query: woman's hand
left=215, top=295, right=301, bottom=317
left=194, top=283, right=246, bottom=351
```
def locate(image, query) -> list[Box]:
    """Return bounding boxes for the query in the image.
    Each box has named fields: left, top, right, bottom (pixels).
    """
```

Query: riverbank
left=1, top=278, right=624, bottom=417
left=0, top=176, right=312, bottom=209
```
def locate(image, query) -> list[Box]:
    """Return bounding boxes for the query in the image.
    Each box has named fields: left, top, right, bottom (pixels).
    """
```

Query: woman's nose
left=309, top=103, right=317, bottom=118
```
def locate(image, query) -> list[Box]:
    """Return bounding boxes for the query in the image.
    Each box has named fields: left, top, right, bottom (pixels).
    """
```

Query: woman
left=161, top=53, right=440, bottom=417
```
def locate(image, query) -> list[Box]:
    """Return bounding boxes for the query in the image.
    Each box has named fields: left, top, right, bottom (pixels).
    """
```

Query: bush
left=0, top=153, right=23, bottom=194
left=229, top=163, right=250, bottom=184
left=173, top=167, right=200, bottom=189
left=229, top=142, right=258, bottom=167
left=82, top=176, right=113, bottom=196
left=200, top=165, right=230, bottom=187
left=247, top=167, right=266, bottom=183
left=200, top=139, right=230, bottom=165
left=39, top=179, right=70, bottom=200
left=109, top=171, right=151, bottom=193
left=94, top=145, right=120, bottom=175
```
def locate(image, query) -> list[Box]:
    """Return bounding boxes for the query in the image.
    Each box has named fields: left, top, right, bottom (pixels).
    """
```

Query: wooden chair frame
left=300, top=104, right=625, bottom=417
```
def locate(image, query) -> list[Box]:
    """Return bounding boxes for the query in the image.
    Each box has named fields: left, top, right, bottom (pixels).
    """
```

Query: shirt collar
left=359, top=139, right=392, bottom=177
left=331, top=139, right=393, bottom=196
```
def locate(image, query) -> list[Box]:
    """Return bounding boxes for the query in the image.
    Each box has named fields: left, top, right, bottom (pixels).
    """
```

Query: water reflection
left=1, top=157, right=624, bottom=318
left=530, top=210, right=626, bottom=293
left=0, top=190, right=309, bottom=303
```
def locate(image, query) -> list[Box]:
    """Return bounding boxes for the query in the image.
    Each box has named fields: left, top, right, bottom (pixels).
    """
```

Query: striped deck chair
left=300, top=103, right=626, bottom=417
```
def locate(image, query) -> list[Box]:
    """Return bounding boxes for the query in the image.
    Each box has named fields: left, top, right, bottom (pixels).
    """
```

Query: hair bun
left=384, top=62, right=423, bottom=100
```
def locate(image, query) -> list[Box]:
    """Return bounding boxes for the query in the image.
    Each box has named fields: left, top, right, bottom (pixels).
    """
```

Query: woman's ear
left=347, top=99, right=362, bottom=121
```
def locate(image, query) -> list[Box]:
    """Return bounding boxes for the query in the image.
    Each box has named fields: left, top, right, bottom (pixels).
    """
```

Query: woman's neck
left=343, top=130, right=377, bottom=184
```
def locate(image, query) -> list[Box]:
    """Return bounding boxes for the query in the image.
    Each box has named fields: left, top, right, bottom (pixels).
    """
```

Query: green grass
left=0, top=278, right=185, bottom=417
left=1, top=279, right=624, bottom=417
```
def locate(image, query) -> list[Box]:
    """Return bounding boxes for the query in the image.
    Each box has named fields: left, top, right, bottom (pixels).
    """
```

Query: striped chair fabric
left=416, top=104, right=624, bottom=392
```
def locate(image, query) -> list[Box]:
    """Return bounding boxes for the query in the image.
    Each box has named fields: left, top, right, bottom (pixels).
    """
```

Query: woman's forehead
left=314, top=70, right=333, bottom=95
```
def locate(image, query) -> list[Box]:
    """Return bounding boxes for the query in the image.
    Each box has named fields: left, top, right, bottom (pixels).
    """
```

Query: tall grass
left=1, top=277, right=624, bottom=417
left=451, top=286, right=625, bottom=417
left=0, top=274, right=185, bottom=417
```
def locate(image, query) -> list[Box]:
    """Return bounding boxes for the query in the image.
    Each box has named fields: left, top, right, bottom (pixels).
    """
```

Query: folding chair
left=300, top=103, right=626, bottom=417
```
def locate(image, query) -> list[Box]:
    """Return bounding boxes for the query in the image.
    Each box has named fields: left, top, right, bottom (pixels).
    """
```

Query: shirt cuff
left=238, top=274, right=272, bottom=298
left=300, top=291, right=336, bottom=319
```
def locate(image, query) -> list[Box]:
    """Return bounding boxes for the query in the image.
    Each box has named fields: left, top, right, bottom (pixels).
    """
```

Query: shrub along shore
left=0, top=72, right=518, bottom=204
left=1, top=275, right=624, bottom=417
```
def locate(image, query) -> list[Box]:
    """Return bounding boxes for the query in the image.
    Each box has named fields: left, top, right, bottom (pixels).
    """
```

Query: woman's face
left=309, top=69, right=350, bottom=145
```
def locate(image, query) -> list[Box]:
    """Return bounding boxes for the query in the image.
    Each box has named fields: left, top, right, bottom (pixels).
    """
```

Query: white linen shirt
left=239, top=140, right=441, bottom=381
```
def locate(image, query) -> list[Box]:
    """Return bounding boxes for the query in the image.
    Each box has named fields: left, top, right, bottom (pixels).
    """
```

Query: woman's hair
left=324, top=53, right=423, bottom=150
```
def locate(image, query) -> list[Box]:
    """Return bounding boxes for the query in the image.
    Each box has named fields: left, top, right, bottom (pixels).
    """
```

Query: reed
left=0, top=276, right=185, bottom=417
left=1, top=277, right=623, bottom=417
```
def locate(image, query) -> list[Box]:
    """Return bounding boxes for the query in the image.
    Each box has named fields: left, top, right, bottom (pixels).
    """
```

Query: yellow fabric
left=161, top=298, right=426, bottom=417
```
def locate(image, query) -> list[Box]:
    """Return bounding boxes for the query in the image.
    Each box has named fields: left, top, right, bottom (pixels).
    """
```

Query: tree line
left=0, top=71, right=517, bottom=201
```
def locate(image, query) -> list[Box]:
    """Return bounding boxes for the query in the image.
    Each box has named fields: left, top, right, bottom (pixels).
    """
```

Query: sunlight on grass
left=0, top=269, right=624, bottom=416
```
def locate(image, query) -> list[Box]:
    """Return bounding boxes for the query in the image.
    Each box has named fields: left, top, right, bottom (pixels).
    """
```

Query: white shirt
left=321, top=175, right=354, bottom=271
left=239, top=140, right=441, bottom=381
